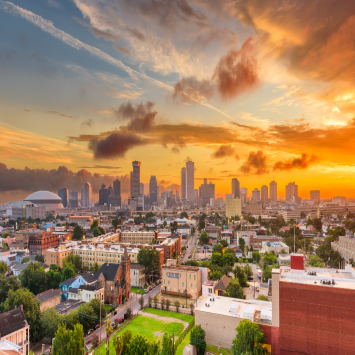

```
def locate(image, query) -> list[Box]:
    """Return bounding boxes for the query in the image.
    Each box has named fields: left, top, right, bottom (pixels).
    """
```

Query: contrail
left=0, top=0, right=232, bottom=118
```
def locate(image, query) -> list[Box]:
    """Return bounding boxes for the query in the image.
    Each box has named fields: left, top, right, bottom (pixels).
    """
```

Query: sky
left=1, top=0, right=355, bottom=203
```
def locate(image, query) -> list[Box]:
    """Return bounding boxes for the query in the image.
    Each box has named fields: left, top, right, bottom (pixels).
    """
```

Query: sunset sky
left=1, top=0, right=355, bottom=203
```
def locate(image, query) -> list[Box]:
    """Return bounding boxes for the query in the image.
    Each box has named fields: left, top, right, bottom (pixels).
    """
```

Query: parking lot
left=192, top=245, right=212, bottom=261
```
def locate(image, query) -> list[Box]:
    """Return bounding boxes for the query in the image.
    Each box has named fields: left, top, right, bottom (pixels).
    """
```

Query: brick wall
left=279, top=281, right=355, bottom=355
left=259, top=324, right=280, bottom=355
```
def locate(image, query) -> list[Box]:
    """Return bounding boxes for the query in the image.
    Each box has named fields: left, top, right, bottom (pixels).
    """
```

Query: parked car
left=118, top=317, right=124, bottom=323
left=113, top=310, right=117, bottom=315
left=145, top=288, right=149, bottom=293
left=93, top=324, right=100, bottom=330
left=256, top=286, right=260, bottom=292
left=149, top=286, right=153, bottom=291
left=87, top=329, right=94, bottom=335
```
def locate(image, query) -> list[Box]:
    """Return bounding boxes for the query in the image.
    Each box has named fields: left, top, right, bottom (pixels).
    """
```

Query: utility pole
left=294, top=226, right=295, bottom=253
left=100, top=297, right=101, bottom=343
left=186, top=272, right=187, bottom=308
left=173, top=333, right=174, bottom=355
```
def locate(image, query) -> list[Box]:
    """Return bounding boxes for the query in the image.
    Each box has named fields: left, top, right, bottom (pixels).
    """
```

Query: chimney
left=290, top=254, right=304, bottom=270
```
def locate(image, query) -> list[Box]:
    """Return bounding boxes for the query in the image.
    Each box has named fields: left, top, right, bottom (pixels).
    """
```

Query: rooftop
left=36, top=289, right=61, bottom=303
left=0, top=307, right=28, bottom=337
left=278, top=265, right=355, bottom=290
left=196, top=294, right=272, bottom=325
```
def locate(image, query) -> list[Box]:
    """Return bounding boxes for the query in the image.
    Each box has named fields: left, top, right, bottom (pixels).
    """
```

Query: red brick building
left=93, top=248, right=131, bottom=305
left=28, top=228, right=58, bottom=254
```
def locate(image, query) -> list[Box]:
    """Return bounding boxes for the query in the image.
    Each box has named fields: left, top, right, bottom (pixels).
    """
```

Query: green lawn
left=103, top=304, right=115, bottom=313
left=176, top=330, right=191, bottom=355
left=93, top=315, right=184, bottom=355
left=143, top=308, right=194, bottom=324
left=206, top=344, right=233, bottom=355
left=131, top=287, right=145, bottom=295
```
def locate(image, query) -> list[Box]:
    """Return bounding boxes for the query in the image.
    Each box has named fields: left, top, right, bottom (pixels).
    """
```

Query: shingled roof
left=93, top=263, right=120, bottom=282
left=81, top=273, right=96, bottom=284
left=214, top=275, right=232, bottom=292
left=0, top=307, right=28, bottom=337
left=36, top=289, right=61, bottom=303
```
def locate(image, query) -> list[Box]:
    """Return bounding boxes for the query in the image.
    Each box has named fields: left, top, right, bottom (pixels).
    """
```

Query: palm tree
left=113, top=335, right=123, bottom=355
left=105, top=320, right=113, bottom=354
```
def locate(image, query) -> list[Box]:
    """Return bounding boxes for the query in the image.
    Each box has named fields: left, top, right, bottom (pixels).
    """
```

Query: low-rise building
left=162, top=265, right=202, bottom=299
left=159, top=235, right=182, bottom=261
left=0, top=306, right=30, bottom=355
left=35, top=289, right=61, bottom=312
left=176, top=224, right=192, bottom=238
left=120, top=231, right=156, bottom=244
left=68, top=284, right=104, bottom=303
left=331, top=235, right=355, bottom=262
left=262, top=241, right=289, bottom=255
left=130, top=263, right=145, bottom=289
left=59, top=272, right=96, bottom=298
left=214, top=275, right=231, bottom=296
left=202, top=279, right=217, bottom=298
left=281, top=210, right=301, bottom=223
left=68, top=216, right=94, bottom=228
left=205, top=226, right=221, bottom=240
left=28, top=229, right=59, bottom=254
left=195, top=295, right=272, bottom=350
left=226, top=198, right=242, bottom=218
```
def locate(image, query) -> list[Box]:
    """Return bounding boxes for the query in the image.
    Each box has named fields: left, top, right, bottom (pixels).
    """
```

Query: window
left=194, top=275, right=196, bottom=281
left=190, top=274, right=191, bottom=280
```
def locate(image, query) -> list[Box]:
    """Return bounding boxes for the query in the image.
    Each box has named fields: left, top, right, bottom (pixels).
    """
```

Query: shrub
left=165, top=299, right=170, bottom=311
left=174, top=300, right=180, bottom=313
left=238, top=258, right=243, bottom=263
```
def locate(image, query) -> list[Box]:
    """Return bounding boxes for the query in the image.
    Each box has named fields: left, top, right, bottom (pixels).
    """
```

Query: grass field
left=131, top=287, right=145, bottom=295
left=143, top=308, right=194, bottom=323
left=103, top=304, right=114, bottom=313
left=206, top=344, right=234, bottom=355
left=93, top=314, right=184, bottom=355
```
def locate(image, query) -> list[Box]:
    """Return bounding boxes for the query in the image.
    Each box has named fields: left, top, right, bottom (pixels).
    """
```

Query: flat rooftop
left=279, top=266, right=355, bottom=290
left=195, top=294, right=272, bottom=325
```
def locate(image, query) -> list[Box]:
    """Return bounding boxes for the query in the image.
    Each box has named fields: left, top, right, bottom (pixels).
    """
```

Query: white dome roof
left=24, top=191, right=62, bottom=201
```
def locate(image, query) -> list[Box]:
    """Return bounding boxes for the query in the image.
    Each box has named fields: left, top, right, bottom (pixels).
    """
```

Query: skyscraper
left=99, top=184, right=111, bottom=205
left=240, top=187, right=247, bottom=204
left=286, top=182, right=298, bottom=201
left=270, top=181, right=277, bottom=201
left=140, top=183, right=145, bottom=195
left=69, top=191, right=78, bottom=208
left=58, top=188, right=69, bottom=208
left=113, top=179, right=121, bottom=197
left=310, top=190, right=320, bottom=204
left=181, top=167, right=186, bottom=200
left=186, top=161, right=194, bottom=203
left=261, top=185, right=268, bottom=205
left=199, top=179, right=215, bottom=206
left=149, top=176, right=158, bottom=206
left=232, top=178, right=240, bottom=198
left=132, top=161, right=141, bottom=198
left=130, top=172, right=133, bottom=198
left=252, top=188, right=261, bottom=202
left=81, top=182, right=92, bottom=208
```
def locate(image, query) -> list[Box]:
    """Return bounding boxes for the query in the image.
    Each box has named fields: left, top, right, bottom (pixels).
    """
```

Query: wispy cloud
left=24, top=109, right=77, bottom=119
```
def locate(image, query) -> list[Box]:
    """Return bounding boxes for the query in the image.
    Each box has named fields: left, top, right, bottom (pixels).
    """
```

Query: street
left=85, top=284, right=161, bottom=347
left=180, top=230, right=199, bottom=263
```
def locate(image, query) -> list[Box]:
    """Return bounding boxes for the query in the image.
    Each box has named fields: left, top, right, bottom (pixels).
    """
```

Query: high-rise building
left=130, top=172, right=133, bottom=198
left=240, top=187, right=247, bottom=204
left=132, top=161, right=141, bottom=198
left=286, top=182, right=298, bottom=201
left=226, top=198, right=242, bottom=218
left=113, top=179, right=121, bottom=197
left=261, top=185, right=268, bottom=205
left=270, top=181, right=277, bottom=201
left=140, top=183, right=145, bottom=195
left=252, top=188, right=261, bottom=202
left=333, top=196, right=346, bottom=206
left=58, top=188, right=69, bottom=208
left=310, top=190, right=320, bottom=204
left=69, top=191, right=78, bottom=208
left=194, top=189, right=198, bottom=196
left=232, top=178, right=240, bottom=198
left=186, top=161, right=194, bottom=203
left=99, top=184, right=111, bottom=205
left=81, top=182, right=92, bottom=208
left=181, top=167, right=186, bottom=200
left=149, top=176, right=158, bottom=206
left=199, top=178, right=215, bottom=206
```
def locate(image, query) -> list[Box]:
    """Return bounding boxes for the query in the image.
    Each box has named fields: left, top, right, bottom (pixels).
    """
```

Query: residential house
left=130, top=263, right=145, bottom=289
left=35, top=289, right=61, bottom=312
left=214, top=275, right=231, bottom=296
left=0, top=339, right=23, bottom=354
left=0, top=306, right=30, bottom=355
left=202, top=279, right=217, bottom=298
left=68, top=284, right=104, bottom=303
left=59, top=273, right=96, bottom=299
left=176, top=224, right=192, bottom=238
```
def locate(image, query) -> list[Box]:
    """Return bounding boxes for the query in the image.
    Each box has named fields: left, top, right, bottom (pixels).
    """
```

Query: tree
left=222, top=253, right=234, bottom=266
left=127, top=307, right=132, bottom=319
left=128, top=334, right=161, bottom=355
left=2, top=243, right=8, bottom=249
left=52, top=323, right=85, bottom=355
left=165, top=299, right=170, bottom=311
left=2, top=232, right=10, bottom=238
left=262, top=265, right=272, bottom=283
left=238, top=238, right=246, bottom=254
left=244, top=264, right=253, bottom=278
left=161, top=333, right=173, bottom=355
left=197, top=220, right=205, bottom=232
left=148, top=296, right=152, bottom=308
left=289, top=218, right=296, bottom=226
left=139, top=294, right=144, bottom=309
left=190, top=302, right=194, bottom=315
left=212, top=244, right=223, bottom=254
left=40, top=307, right=64, bottom=340
left=220, top=239, right=228, bottom=248
left=199, top=231, right=209, bottom=244
left=113, top=334, right=124, bottom=355
left=92, top=227, right=102, bottom=237
left=0, top=261, right=8, bottom=276
left=256, top=295, right=269, bottom=301
left=190, top=325, right=206, bottom=355
left=112, top=217, right=119, bottom=230
left=349, top=258, right=355, bottom=268
left=180, top=211, right=188, bottom=219
left=72, top=225, right=84, bottom=240
left=170, top=221, right=178, bottom=232
left=211, top=253, right=223, bottom=267
left=224, top=279, right=245, bottom=299
left=312, top=218, right=323, bottom=232
left=61, top=265, right=76, bottom=282
left=0, top=276, right=21, bottom=307
left=327, top=226, right=346, bottom=241
left=89, top=298, right=106, bottom=319
left=137, top=249, right=160, bottom=281
left=232, top=319, right=266, bottom=355
left=21, top=257, right=30, bottom=264
left=77, top=303, right=97, bottom=330
left=120, top=330, right=133, bottom=354
left=252, top=251, right=261, bottom=263
left=98, top=226, right=105, bottom=235
left=300, top=211, right=306, bottom=219
left=106, top=320, right=113, bottom=353
left=90, top=219, right=99, bottom=230
left=153, top=295, right=158, bottom=309
left=19, top=262, right=47, bottom=295
left=174, top=300, right=180, bottom=313
left=91, top=334, right=99, bottom=349
left=191, top=226, right=196, bottom=235
left=209, top=270, right=222, bottom=281
left=308, top=255, right=326, bottom=268
left=3, top=288, right=41, bottom=341
left=93, top=262, right=100, bottom=274
left=34, top=254, right=44, bottom=263
left=233, top=266, right=248, bottom=287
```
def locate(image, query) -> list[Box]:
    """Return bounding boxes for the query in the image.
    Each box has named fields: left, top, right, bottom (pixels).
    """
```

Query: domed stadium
left=24, top=191, right=63, bottom=211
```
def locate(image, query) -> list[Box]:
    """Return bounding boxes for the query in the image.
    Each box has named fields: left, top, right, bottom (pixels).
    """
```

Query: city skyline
left=1, top=1, right=355, bottom=202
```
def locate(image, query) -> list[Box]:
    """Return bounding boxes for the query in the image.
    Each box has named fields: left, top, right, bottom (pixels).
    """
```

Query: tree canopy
left=52, top=323, right=85, bottom=355
left=190, top=325, right=206, bottom=355
left=137, top=249, right=160, bottom=279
